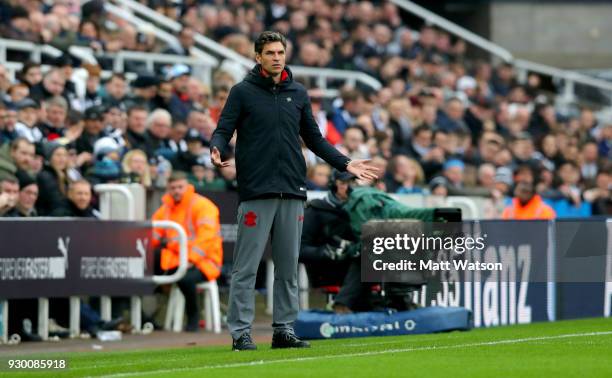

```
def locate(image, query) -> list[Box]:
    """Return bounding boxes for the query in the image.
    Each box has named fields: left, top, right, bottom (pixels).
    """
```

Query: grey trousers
left=227, top=198, right=304, bottom=339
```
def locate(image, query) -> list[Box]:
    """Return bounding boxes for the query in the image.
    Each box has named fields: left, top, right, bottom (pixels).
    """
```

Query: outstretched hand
left=211, top=147, right=231, bottom=168
left=346, top=159, right=380, bottom=182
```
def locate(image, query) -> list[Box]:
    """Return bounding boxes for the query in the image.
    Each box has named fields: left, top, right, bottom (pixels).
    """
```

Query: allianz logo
left=319, top=319, right=417, bottom=338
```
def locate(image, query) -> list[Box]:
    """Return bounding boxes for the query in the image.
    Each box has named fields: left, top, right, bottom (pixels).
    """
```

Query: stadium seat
left=197, top=281, right=222, bottom=334
left=164, top=281, right=221, bottom=333
left=267, top=262, right=311, bottom=313
left=164, top=285, right=185, bottom=333
left=321, top=286, right=340, bottom=306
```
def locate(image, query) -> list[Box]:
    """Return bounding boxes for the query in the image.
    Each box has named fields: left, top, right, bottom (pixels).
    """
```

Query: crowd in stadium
left=0, top=0, right=610, bottom=220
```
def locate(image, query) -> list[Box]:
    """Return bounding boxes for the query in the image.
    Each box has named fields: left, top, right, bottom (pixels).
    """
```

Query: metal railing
left=94, top=184, right=136, bottom=221
left=390, top=0, right=612, bottom=108
left=104, top=2, right=218, bottom=68
left=0, top=38, right=62, bottom=64
left=1, top=38, right=213, bottom=88
left=151, top=221, right=189, bottom=285
left=391, top=0, right=514, bottom=62
left=113, top=0, right=383, bottom=92
left=68, top=46, right=215, bottom=85
left=291, top=66, right=382, bottom=91
left=91, top=184, right=187, bottom=331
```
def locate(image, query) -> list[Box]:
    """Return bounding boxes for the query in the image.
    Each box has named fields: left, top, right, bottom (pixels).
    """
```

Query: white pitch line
left=71, top=338, right=423, bottom=371
left=70, top=339, right=415, bottom=371
left=91, top=331, right=612, bottom=378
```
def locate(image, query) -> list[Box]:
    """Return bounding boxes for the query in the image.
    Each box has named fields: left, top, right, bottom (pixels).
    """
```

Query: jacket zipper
left=274, top=84, right=283, bottom=198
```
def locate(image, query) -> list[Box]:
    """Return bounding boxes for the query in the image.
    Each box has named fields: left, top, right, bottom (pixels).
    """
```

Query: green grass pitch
left=5, top=317, right=612, bottom=378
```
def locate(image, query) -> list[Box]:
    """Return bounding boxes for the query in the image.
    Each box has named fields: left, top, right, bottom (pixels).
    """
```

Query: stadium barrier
left=0, top=183, right=186, bottom=343
left=0, top=218, right=188, bottom=343
left=360, top=218, right=612, bottom=327
left=281, top=217, right=612, bottom=328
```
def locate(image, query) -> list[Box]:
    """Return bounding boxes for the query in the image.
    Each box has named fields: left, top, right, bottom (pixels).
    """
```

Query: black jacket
left=4, top=206, right=37, bottom=217
left=36, top=165, right=69, bottom=216
left=171, top=150, right=200, bottom=172
left=125, top=129, right=148, bottom=154
left=300, top=194, right=356, bottom=287
left=51, top=200, right=98, bottom=218
left=210, top=65, right=350, bottom=202
left=75, top=130, right=103, bottom=155
left=143, top=130, right=172, bottom=160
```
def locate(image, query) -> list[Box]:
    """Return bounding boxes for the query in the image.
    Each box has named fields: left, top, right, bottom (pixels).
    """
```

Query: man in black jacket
left=75, top=106, right=106, bottom=158
left=124, top=105, right=149, bottom=153
left=210, top=31, right=378, bottom=351
left=51, top=180, right=99, bottom=218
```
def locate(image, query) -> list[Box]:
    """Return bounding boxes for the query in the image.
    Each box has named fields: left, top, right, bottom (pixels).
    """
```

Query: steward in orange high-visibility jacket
left=501, top=181, right=556, bottom=220
left=152, top=180, right=223, bottom=281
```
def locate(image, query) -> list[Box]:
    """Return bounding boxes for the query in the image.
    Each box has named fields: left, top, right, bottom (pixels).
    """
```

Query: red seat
left=320, top=285, right=340, bottom=294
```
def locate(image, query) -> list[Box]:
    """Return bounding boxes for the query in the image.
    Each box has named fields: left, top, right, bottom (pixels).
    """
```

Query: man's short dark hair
left=109, top=73, right=126, bottom=82
left=413, top=124, right=432, bottom=136
left=127, top=104, right=148, bottom=116
left=341, top=88, right=363, bottom=104
left=69, top=179, right=92, bottom=192
left=213, top=84, right=231, bottom=95
left=10, top=137, right=33, bottom=152
left=0, top=175, right=18, bottom=187
left=345, top=125, right=367, bottom=141
left=168, top=171, right=188, bottom=183
left=254, top=31, right=287, bottom=54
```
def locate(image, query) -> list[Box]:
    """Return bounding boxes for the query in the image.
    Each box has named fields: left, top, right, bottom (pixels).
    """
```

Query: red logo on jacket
left=298, top=215, right=304, bottom=222
left=244, top=211, right=257, bottom=227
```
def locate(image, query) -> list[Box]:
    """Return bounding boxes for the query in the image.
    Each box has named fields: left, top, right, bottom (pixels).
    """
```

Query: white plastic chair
left=197, top=281, right=222, bottom=333
left=164, top=281, right=221, bottom=333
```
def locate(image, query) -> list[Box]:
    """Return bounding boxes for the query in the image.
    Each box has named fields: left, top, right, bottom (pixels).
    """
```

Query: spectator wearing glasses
left=6, top=170, right=38, bottom=217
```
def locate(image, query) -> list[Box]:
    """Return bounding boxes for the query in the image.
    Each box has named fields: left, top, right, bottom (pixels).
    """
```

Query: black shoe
left=271, top=331, right=310, bottom=349
left=185, top=320, right=199, bottom=333
left=20, top=331, right=42, bottom=342
left=100, top=317, right=124, bottom=331
left=21, top=319, right=42, bottom=342
left=232, top=333, right=257, bottom=351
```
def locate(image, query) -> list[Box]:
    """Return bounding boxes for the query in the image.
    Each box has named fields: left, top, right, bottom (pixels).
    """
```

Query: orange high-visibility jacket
left=152, top=185, right=223, bottom=280
left=501, top=194, right=556, bottom=220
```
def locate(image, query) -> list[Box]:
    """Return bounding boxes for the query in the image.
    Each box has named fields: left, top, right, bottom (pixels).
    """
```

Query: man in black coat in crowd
left=75, top=106, right=106, bottom=155
left=171, top=128, right=207, bottom=172
left=124, top=105, right=149, bottom=153
left=51, top=179, right=99, bottom=218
